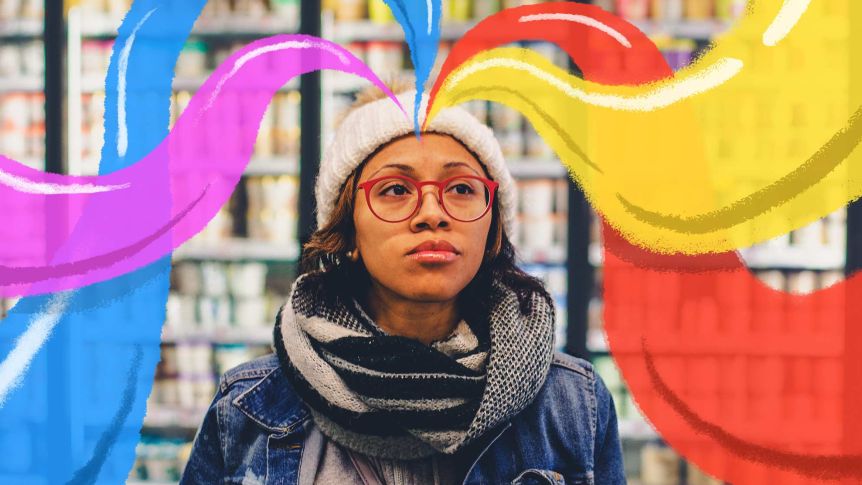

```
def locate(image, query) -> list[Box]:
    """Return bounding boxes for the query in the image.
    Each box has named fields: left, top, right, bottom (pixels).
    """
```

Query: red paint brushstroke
left=430, top=3, right=862, bottom=483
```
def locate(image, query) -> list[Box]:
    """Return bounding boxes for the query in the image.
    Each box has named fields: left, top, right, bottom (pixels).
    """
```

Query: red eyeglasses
left=356, top=174, right=499, bottom=223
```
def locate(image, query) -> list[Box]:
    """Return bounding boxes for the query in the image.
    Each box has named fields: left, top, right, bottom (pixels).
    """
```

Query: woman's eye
left=448, top=183, right=475, bottom=195
left=381, top=184, right=411, bottom=196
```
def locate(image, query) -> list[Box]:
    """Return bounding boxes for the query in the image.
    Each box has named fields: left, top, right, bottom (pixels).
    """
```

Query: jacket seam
left=588, top=366, right=597, bottom=470
left=222, top=366, right=279, bottom=387
left=550, top=355, right=591, bottom=379
left=217, top=386, right=228, bottom=464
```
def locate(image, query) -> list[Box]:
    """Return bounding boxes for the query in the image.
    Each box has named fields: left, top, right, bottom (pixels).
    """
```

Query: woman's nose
left=411, top=187, right=450, bottom=228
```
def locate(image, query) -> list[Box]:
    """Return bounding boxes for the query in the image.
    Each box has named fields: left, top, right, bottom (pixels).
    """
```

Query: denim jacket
left=180, top=351, right=625, bottom=485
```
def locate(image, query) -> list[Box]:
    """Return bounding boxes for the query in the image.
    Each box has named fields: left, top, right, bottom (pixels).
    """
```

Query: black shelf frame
left=43, top=1, right=72, bottom=482
left=298, top=0, right=322, bottom=255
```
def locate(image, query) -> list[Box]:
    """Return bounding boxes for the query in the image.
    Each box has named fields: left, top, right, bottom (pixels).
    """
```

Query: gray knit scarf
left=273, top=271, right=555, bottom=460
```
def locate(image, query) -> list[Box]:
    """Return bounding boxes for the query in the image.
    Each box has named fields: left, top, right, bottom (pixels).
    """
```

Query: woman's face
left=353, top=133, right=494, bottom=303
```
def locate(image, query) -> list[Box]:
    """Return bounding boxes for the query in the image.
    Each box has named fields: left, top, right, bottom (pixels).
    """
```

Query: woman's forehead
left=363, top=133, right=485, bottom=175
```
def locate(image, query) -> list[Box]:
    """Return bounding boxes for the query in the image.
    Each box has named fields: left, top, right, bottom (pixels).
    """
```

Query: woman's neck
left=363, top=280, right=460, bottom=345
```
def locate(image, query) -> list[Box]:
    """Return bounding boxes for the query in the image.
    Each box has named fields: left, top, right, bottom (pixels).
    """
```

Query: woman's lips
left=408, top=250, right=459, bottom=264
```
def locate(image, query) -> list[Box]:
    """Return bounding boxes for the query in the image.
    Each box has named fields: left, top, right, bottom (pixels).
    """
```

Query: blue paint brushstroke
left=0, top=1, right=206, bottom=482
left=66, top=345, right=143, bottom=485
left=384, top=0, right=442, bottom=136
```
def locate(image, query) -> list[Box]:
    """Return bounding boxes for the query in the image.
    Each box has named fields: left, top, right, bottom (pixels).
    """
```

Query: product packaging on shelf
left=0, top=0, right=43, bottom=20
left=473, top=0, right=501, bottom=19
left=641, top=442, right=682, bottom=485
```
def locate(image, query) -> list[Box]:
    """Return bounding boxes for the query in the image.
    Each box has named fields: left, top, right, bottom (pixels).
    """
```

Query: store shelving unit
left=0, top=2, right=46, bottom=338
left=58, top=1, right=307, bottom=482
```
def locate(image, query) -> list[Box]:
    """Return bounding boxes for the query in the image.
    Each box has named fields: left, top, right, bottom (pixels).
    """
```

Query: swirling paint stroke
left=641, top=337, right=862, bottom=480
left=381, top=0, right=441, bottom=136
left=0, top=167, right=129, bottom=194
left=0, top=292, right=70, bottom=406
left=0, top=35, right=401, bottom=298
left=617, top=104, right=862, bottom=234
left=426, top=1, right=860, bottom=255
left=116, top=8, right=158, bottom=158
left=763, top=0, right=811, bottom=46
left=442, top=53, right=744, bottom=112
left=0, top=2, right=207, bottom=482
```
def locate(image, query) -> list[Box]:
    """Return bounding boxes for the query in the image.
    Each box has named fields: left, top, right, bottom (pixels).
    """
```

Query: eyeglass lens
left=369, top=177, right=491, bottom=222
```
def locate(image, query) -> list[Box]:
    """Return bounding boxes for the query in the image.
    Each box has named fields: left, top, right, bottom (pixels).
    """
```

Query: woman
left=181, top=83, right=624, bottom=485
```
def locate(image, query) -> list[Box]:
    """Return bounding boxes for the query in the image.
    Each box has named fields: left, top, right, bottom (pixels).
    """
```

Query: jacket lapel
left=233, top=364, right=310, bottom=433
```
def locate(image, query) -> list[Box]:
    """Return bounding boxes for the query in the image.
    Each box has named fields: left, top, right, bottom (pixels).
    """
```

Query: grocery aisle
left=1, top=1, right=856, bottom=484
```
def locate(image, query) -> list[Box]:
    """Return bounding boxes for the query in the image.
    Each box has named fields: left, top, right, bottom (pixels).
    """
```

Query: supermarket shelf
left=143, top=405, right=207, bottom=430
left=740, top=246, right=845, bottom=271
left=325, top=71, right=386, bottom=93
left=75, top=157, right=298, bottom=177
left=589, top=242, right=845, bottom=271
left=161, top=325, right=273, bottom=346
left=13, top=157, right=45, bottom=171
left=79, top=15, right=121, bottom=36
left=0, top=76, right=43, bottom=92
left=331, top=20, right=473, bottom=42
left=193, top=17, right=299, bottom=36
left=80, top=76, right=109, bottom=93
left=618, top=418, right=659, bottom=440
left=590, top=335, right=844, bottom=357
left=587, top=328, right=608, bottom=353
left=519, top=245, right=567, bottom=265
left=128, top=481, right=177, bottom=485
left=0, top=19, right=42, bottom=37
left=588, top=242, right=603, bottom=267
left=79, top=76, right=299, bottom=93
left=172, top=76, right=300, bottom=92
left=245, top=157, right=299, bottom=176
left=81, top=16, right=299, bottom=37
left=508, top=159, right=568, bottom=179
left=173, top=239, right=299, bottom=262
left=629, top=19, right=734, bottom=39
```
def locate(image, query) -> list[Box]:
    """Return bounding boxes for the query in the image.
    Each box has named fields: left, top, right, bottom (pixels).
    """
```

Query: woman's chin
left=396, top=282, right=463, bottom=303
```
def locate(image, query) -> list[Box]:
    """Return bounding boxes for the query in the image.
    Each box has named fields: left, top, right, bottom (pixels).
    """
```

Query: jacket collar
left=232, top=364, right=310, bottom=434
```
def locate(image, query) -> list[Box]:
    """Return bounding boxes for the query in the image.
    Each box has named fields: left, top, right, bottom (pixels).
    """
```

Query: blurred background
left=0, top=0, right=855, bottom=483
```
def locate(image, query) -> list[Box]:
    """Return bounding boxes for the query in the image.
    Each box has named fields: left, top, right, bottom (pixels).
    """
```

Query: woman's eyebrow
left=442, top=162, right=481, bottom=176
left=368, top=163, right=415, bottom=179
left=367, top=161, right=481, bottom=179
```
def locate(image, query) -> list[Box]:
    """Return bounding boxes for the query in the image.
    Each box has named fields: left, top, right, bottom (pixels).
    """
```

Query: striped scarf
left=273, top=271, right=555, bottom=460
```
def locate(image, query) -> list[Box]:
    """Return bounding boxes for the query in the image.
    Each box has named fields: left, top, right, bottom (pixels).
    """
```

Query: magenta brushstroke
left=0, top=34, right=403, bottom=298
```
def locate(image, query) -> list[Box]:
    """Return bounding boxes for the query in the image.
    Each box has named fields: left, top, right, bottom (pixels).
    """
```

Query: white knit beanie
left=314, top=90, right=517, bottom=237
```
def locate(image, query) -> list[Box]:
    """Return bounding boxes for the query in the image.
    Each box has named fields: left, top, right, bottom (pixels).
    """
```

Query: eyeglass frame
left=355, top=174, right=499, bottom=223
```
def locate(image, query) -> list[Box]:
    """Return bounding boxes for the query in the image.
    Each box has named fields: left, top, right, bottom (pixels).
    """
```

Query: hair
left=300, top=81, right=554, bottom=320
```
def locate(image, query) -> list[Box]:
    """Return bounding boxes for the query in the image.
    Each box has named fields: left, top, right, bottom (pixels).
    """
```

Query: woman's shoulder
left=544, top=351, right=600, bottom=394
left=526, top=351, right=613, bottom=415
left=549, top=351, right=594, bottom=379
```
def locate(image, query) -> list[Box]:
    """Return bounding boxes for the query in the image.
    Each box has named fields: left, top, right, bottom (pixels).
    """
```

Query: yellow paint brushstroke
left=429, top=0, right=858, bottom=254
